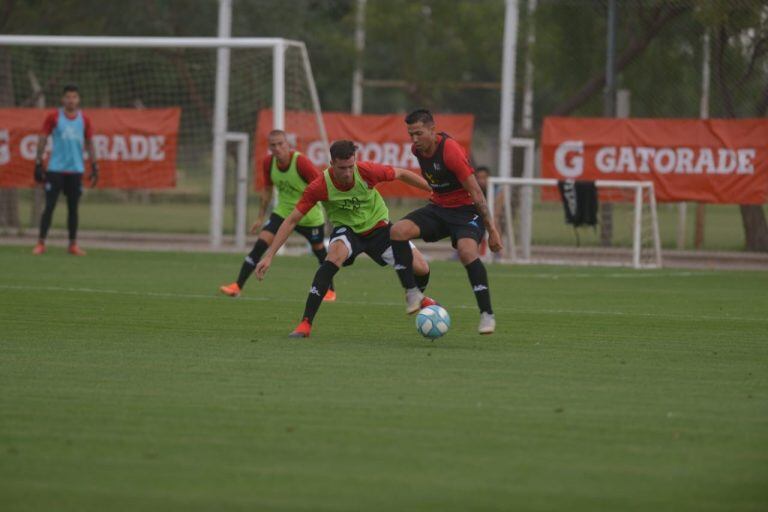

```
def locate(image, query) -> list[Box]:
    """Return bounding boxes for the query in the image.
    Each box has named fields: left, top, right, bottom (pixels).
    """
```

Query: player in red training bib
left=390, top=109, right=502, bottom=335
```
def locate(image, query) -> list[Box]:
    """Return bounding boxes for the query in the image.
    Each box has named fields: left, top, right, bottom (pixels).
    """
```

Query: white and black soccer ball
left=416, top=305, right=451, bottom=339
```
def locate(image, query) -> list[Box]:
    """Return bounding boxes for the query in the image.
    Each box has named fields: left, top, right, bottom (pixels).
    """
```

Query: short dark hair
left=405, top=108, right=434, bottom=125
left=62, top=84, right=79, bottom=94
left=475, top=166, right=490, bottom=174
left=268, top=129, right=286, bottom=139
left=330, top=140, right=357, bottom=161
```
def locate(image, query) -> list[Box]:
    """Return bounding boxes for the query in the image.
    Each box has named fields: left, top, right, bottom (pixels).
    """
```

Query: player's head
left=405, top=108, right=436, bottom=152
left=267, top=130, right=291, bottom=161
left=329, top=140, right=358, bottom=185
left=61, top=84, right=80, bottom=111
left=475, top=166, right=490, bottom=191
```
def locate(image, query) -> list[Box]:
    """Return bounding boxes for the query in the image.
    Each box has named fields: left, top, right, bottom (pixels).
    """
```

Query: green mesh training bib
left=270, top=152, right=325, bottom=227
left=322, top=166, right=389, bottom=233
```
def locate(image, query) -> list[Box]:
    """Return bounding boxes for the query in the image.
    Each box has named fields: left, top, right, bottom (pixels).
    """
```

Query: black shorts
left=403, top=203, right=485, bottom=247
left=329, top=223, right=411, bottom=267
left=45, top=172, right=83, bottom=199
left=262, top=213, right=324, bottom=245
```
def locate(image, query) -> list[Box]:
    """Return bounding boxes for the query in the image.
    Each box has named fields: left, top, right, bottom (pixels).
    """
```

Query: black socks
left=302, top=261, right=339, bottom=323
left=391, top=240, right=417, bottom=290
left=465, top=258, right=493, bottom=314
left=237, top=238, right=269, bottom=288
left=312, top=246, right=334, bottom=291
left=415, top=271, right=430, bottom=293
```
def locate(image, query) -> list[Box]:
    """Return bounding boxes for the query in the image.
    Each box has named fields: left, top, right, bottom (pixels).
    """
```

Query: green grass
left=0, top=246, right=766, bottom=511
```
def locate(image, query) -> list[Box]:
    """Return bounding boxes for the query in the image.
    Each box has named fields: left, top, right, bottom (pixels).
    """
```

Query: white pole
left=210, top=0, right=232, bottom=248
left=0, top=35, right=292, bottom=48
left=351, top=0, right=367, bottom=115
left=226, top=133, right=249, bottom=251
left=632, top=186, right=643, bottom=269
left=273, top=40, right=285, bottom=130
left=520, top=0, right=537, bottom=134
left=498, top=0, right=520, bottom=257
left=648, top=184, right=663, bottom=267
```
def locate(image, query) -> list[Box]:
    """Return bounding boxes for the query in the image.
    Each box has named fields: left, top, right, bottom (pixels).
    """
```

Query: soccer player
left=254, top=140, right=434, bottom=338
left=32, top=84, right=98, bottom=256
left=390, top=109, right=502, bottom=334
left=219, top=130, right=335, bottom=300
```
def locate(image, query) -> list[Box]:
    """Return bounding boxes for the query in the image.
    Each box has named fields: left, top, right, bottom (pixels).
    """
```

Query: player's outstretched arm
left=393, top=168, right=431, bottom=192
left=254, top=208, right=304, bottom=280
left=462, top=174, right=502, bottom=252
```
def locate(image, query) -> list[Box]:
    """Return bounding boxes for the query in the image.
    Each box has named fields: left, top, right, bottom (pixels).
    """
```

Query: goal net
left=0, top=36, right=327, bottom=246
left=488, top=177, right=662, bottom=269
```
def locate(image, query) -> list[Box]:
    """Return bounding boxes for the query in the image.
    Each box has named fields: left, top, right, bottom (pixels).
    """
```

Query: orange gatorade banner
left=0, top=108, right=180, bottom=188
left=541, top=117, right=768, bottom=204
left=253, top=110, right=475, bottom=197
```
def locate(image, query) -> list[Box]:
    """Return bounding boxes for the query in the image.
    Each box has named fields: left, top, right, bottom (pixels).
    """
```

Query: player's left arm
left=254, top=208, right=304, bottom=280
left=461, top=175, right=502, bottom=252
left=393, top=168, right=431, bottom=192
left=84, top=116, right=98, bottom=187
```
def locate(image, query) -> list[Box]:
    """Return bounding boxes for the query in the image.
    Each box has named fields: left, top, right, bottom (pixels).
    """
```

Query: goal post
left=487, top=177, right=663, bottom=269
left=0, top=35, right=329, bottom=247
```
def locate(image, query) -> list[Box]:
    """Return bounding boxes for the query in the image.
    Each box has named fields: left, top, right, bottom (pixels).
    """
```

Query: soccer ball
left=416, top=305, right=451, bottom=339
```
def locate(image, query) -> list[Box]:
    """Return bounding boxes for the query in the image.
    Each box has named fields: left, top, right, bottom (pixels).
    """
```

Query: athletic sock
left=391, top=240, right=417, bottom=290
left=312, top=246, right=333, bottom=291
left=415, top=271, right=430, bottom=293
left=302, top=261, right=339, bottom=323
left=236, top=239, right=269, bottom=288
left=465, top=258, right=493, bottom=315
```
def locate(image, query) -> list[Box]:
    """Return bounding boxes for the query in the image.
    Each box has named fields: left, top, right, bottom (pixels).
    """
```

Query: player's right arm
left=254, top=207, right=304, bottom=280
left=33, top=112, right=56, bottom=183
left=393, top=168, right=431, bottom=192
left=255, top=176, right=325, bottom=280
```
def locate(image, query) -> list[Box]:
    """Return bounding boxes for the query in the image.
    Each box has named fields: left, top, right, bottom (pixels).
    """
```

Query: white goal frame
left=487, top=177, right=663, bottom=269
left=0, top=34, right=329, bottom=248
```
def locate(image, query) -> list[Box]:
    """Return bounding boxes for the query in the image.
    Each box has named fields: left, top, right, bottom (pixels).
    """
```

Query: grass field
left=1, top=246, right=766, bottom=511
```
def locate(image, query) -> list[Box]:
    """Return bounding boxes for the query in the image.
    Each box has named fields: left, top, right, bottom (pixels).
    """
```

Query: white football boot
left=478, top=312, right=496, bottom=335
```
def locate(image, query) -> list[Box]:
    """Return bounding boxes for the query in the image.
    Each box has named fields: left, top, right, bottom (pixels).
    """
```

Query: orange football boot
left=323, top=289, right=337, bottom=302
left=288, top=319, right=312, bottom=338
left=68, top=244, right=86, bottom=256
left=32, top=242, right=46, bottom=255
left=219, top=282, right=241, bottom=297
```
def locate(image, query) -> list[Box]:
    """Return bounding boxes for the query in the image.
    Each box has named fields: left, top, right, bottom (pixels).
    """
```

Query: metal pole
left=632, top=186, right=642, bottom=269
left=273, top=40, right=285, bottom=130
left=225, top=133, right=249, bottom=251
left=351, top=0, right=367, bottom=114
left=210, top=0, right=232, bottom=248
left=600, top=0, right=617, bottom=248
left=498, top=0, right=520, bottom=257
left=498, top=0, right=519, bottom=180
left=694, top=29, right=711, bottom=250
left=520, top=0, right=537, bottom=135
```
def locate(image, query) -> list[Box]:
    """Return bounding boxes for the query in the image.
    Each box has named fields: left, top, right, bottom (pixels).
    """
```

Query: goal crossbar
left=487, top=177, right=663, bottom=269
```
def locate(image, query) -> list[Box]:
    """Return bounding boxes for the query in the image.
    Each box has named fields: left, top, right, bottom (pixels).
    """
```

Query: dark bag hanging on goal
left=557, top=180, right=599, bottom=227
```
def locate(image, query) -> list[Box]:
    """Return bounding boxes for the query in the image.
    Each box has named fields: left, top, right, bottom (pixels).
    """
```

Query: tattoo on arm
left=35, top=135, right=47, bottom=162
left=474, top=194, right=494, bottom=228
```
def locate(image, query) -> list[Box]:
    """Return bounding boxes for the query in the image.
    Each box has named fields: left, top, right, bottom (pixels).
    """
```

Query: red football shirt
left=412, top=135, right=474, bottom=208
left=296, top=161, right=395, bottom=233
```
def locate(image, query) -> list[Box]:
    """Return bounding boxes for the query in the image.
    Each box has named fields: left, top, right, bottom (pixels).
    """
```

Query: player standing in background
left=389, top=109, right=502, bottom=334
left=254, top=140, right=434, bottom=338
left=219, top=130, right=335, bottom=301
left=32, top=84, right=98, bottom=256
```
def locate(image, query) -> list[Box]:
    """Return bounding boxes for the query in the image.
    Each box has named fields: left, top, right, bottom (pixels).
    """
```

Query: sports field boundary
left=1, top=229, right=766, bottom=270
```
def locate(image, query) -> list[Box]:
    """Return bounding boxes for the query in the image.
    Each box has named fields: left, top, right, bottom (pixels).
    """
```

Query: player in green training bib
left=219, top=130, right=335, bottom=300
left=255, top=140, right=436, bottom=338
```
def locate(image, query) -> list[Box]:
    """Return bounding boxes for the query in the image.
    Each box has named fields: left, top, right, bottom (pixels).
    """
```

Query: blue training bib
left=48, top=109, right=85, bottom=173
